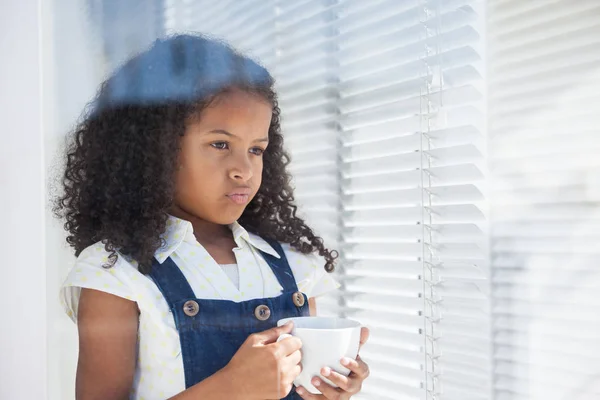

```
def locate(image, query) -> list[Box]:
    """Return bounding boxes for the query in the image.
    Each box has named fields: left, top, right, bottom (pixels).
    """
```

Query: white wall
left=0, top=0, right=47, bottom=398
left=46, top=0, right=105, bottom=399
left=1, top=0, right=103, bottom=398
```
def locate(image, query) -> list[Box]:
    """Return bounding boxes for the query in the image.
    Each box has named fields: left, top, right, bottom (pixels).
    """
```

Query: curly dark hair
left=53, top=34, right=338, bottom=274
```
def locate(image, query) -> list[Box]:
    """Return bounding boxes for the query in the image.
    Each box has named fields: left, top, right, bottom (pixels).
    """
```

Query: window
left=79, top=0, right=600, bottom=398
left=489, top=1, right=600, bottom=399
left=160, top=1, right=489, bottom=398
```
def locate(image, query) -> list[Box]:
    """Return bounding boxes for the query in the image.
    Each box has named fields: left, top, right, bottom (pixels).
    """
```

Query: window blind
left=337, top=1, right=489, bottom=398
left=488, top=1, right=600, bottom=399
left=163, top=1, right=490, bottom=399
left=273, top=0, right=341, bottom=255
left=89, top=0, right=164, bottom=72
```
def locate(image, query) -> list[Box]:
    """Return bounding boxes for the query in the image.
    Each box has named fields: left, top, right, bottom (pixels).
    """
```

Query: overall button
left=254, top=304, right=271, bottom=321
left=292, top=291, right=306, bottom=307
left=183, top=300, right=199, bottom=317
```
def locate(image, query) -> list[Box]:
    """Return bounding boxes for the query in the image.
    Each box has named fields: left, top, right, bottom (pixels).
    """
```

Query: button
left=183, top=300, right=199, bottom=317
left=254, top=305, right=271, bottom=321
left=292, top=291, right=306, bottom=307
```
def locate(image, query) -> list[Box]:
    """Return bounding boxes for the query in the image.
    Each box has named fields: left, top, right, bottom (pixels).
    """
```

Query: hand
left=295, top=327, right=370, bottom=400
left=223, top=322, right=303, bottom=400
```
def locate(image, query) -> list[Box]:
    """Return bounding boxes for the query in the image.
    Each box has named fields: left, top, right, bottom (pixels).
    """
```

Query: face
left=173, top=89, right=272, bottom=225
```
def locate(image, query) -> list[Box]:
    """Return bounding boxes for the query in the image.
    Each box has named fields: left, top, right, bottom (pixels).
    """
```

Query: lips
left=226, top=187, right=252, bottom=205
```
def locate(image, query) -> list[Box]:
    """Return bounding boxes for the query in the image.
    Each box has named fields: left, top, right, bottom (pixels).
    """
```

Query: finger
left=311, top=377, right=343, bottom=399
left=341, top=356, right=370, bottom=380
left=285, top=349, right=302, bottom=368
left=290, top=363, right=302, bottom=380
left=276, top=335, right=303, bottom=356
left=358, top=326, right=370, bottom=352
left=320, top=367, right=354, bottom=393
left=252, top=321, right=294, bottom=344
left=295, top=386, right=322, bottom=399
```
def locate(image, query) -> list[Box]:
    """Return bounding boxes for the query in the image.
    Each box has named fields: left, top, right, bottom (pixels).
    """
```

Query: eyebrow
left=207, top=129, right=269, bottom=143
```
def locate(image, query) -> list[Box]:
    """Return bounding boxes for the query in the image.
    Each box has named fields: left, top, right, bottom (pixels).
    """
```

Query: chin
left=215, top=206, right=247, bottom=225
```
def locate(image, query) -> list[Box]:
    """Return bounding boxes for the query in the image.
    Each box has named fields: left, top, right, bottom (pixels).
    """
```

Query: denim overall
left=148, top=238, right=308, bottom=399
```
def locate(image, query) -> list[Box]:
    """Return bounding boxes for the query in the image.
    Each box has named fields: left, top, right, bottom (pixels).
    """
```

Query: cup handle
left=277, top=333, right=293, bottom=343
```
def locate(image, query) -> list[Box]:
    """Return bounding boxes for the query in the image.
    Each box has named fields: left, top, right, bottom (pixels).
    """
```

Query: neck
left=169, top=205, right=233, bottom=245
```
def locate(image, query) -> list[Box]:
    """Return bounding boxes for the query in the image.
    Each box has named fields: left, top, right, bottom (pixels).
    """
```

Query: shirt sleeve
left=282, top=244, right=341, bottom=299
left=60, top=242, right=137, bottom=324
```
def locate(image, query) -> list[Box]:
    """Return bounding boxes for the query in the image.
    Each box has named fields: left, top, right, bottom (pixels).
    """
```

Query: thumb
left=253, top=321, right=294, bottom=345
left=359, top=326, right=370, bottom=353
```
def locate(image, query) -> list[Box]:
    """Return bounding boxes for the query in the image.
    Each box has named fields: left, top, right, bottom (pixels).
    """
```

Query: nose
left=228, top=153, right=253, bottom=182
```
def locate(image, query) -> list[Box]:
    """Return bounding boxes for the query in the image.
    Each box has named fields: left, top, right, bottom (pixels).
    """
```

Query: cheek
left=253, top=160, right=263, bottom=187
left=176, top=153, right=220, bottom=195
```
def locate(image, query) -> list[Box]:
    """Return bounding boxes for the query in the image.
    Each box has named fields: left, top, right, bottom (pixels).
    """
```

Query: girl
left=55, top=34, right=370, bottom=400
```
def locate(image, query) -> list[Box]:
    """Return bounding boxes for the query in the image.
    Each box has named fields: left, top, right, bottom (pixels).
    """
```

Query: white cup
left=277, top=316, right=362, bottom=394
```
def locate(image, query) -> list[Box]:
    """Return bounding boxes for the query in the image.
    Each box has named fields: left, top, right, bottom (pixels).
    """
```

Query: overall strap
left=148, top=257, right=196, bottom=309
left=260, top=238, right=299, bottom=293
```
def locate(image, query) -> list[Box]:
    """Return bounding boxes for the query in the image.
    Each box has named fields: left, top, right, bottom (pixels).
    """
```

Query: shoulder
left=279, top=242, right=341, bottom=298
left=245, top=231, right=340, bottom=297
left=280, top=242, right=326, bottom=269
left=74, top=241, right=142, bottom=279
left=60, top=241, right=145, bottom=323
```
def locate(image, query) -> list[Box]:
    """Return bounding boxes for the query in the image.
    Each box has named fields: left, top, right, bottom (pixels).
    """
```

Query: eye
left=211, top=142, right=229, bottom=150
left=250, top=147, right=265, bottom=156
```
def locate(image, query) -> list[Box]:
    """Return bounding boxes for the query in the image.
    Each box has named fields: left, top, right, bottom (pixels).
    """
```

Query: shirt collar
left=154, top=214, right=280, bottom=263
left=230, top=222, right=281, bottom=259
